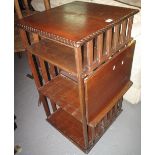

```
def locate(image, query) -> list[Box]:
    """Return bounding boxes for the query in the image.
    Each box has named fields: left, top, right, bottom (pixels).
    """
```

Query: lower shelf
left=46, top=97, right=123, bottom=153
left=47, top=108, right=92, bottom=151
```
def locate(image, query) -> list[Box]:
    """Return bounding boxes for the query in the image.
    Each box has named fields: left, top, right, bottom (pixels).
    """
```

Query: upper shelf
left=27, top=39, right=89, bottom=76
left=27, top=39, right=77, bottom=76
left=16, top=1, right=139, bottom=47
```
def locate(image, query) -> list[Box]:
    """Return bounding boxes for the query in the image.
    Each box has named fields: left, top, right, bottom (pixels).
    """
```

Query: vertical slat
left=109, top=109, right=113, bottom=121
left=31, top=33, right=41, bottom=81
left=118, top=24, right=122, bottom=47
left=40, top=95, right=51, bottom=117
left=101, top=119, right=105, bottom=133
left=114, top=104, right=116, bottom=115
left=91, top=127, right=95, bottom=143
left=93, top=38, right=98, bottom=63
left=127, top=16, right=134, bottom=41
left=50, top=98, right=57, bottom=112
left=14, top=0, right=23, bottom=19
left=15, top=0, right=29, bottom=51
left=23, top=0, right=29, bottom=11
left=113, top=24, right=119, bottom=52
left=112, top=106, right=115, bottom=116
left=27, top=52, right=51, bottom=117
left=32, top=33, right=57, bottom=112
left=49, top=64, right=56, bottom=78
left=39, top=58, right=57, bottom=112
left=14, top=0, right=31, bottom=53
left=105, top=28, right=112, bottom=56
left=120, top=20, right=127, bottom=44
left=122, top=20, right=128, bottom=43
left=32, top=33, right=40, bottom=44
left=27, top=53, right=42, bottom=89
left=86, top=40, right=93, bottom=71
left=104, top=114, right=108, bottom=127
left=97, top=34, right=103, bottom=63
left=23, top=0, right=31, bottom=15
left=75, top=47, right=88, bottom=148
left=30, top=34, right=54, bottom=115
left=39, top=58, right=49, bottom=83
left=19, top=29, right=29, bottom=49
left=44, top=0, right=51, bottom=10
left=102, top=32, right=107, bottom=59
left=118, top=98, right=123, bottom=111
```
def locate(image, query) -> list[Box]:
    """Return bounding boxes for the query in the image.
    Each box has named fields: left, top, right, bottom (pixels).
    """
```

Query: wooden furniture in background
left=16, top=1, right=139, bottom=153
left=14, top=0, right=51, bottom=54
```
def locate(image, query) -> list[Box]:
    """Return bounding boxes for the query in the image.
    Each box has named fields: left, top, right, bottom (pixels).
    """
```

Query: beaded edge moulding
left=16, top=9, right=138, bottom=48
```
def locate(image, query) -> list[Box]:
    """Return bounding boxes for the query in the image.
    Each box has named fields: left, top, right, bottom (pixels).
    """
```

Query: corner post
left=74, top=46, right=89, bottom=149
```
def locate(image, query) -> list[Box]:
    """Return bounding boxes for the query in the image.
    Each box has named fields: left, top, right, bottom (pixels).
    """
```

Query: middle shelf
left=39, top=74, right=82, bottom=122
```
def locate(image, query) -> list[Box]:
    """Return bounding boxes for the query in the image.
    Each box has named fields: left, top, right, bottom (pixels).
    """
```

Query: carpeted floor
left=14, top=54, right=141, bottom=155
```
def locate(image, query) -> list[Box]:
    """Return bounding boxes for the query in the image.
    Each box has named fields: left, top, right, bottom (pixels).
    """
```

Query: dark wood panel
left=92, top=97, right=123, bottom=140
left=85, top=40, right=136, bottom=122
left=89, top=81, right=132, bottom=127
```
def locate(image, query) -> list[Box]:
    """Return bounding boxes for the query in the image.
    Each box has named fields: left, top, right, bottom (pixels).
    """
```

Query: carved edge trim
left=16, top=10, right=139, bottom=48
left=16, top=23, right=78, bottom=48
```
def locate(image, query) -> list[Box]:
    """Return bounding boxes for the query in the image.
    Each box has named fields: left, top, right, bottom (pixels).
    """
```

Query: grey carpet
left=14, top=53, right=141, bottom=155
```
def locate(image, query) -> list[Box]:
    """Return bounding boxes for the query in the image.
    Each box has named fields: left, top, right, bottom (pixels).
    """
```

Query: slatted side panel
left=86, top=40, right=94, bottom=71
left=28, top=32, right=58, bottom=113
left=90, top=97, right=123, bottom=142
left=85, top=17, right=134, bottom=73
left=27, top=52, right=51, bottom=117
left=38, top=57, right=57, bottom=112
left=85, top=28, right=113, bottom=72
left=73, top=17, right=134, bottom=76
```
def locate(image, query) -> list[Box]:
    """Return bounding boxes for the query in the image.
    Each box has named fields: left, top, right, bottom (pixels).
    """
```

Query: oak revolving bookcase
left=16, top=1, right=139, bottom=153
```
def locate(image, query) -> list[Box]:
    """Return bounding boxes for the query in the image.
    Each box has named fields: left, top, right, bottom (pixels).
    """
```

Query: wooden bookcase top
left=16, top=1, right=139, bottom=47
